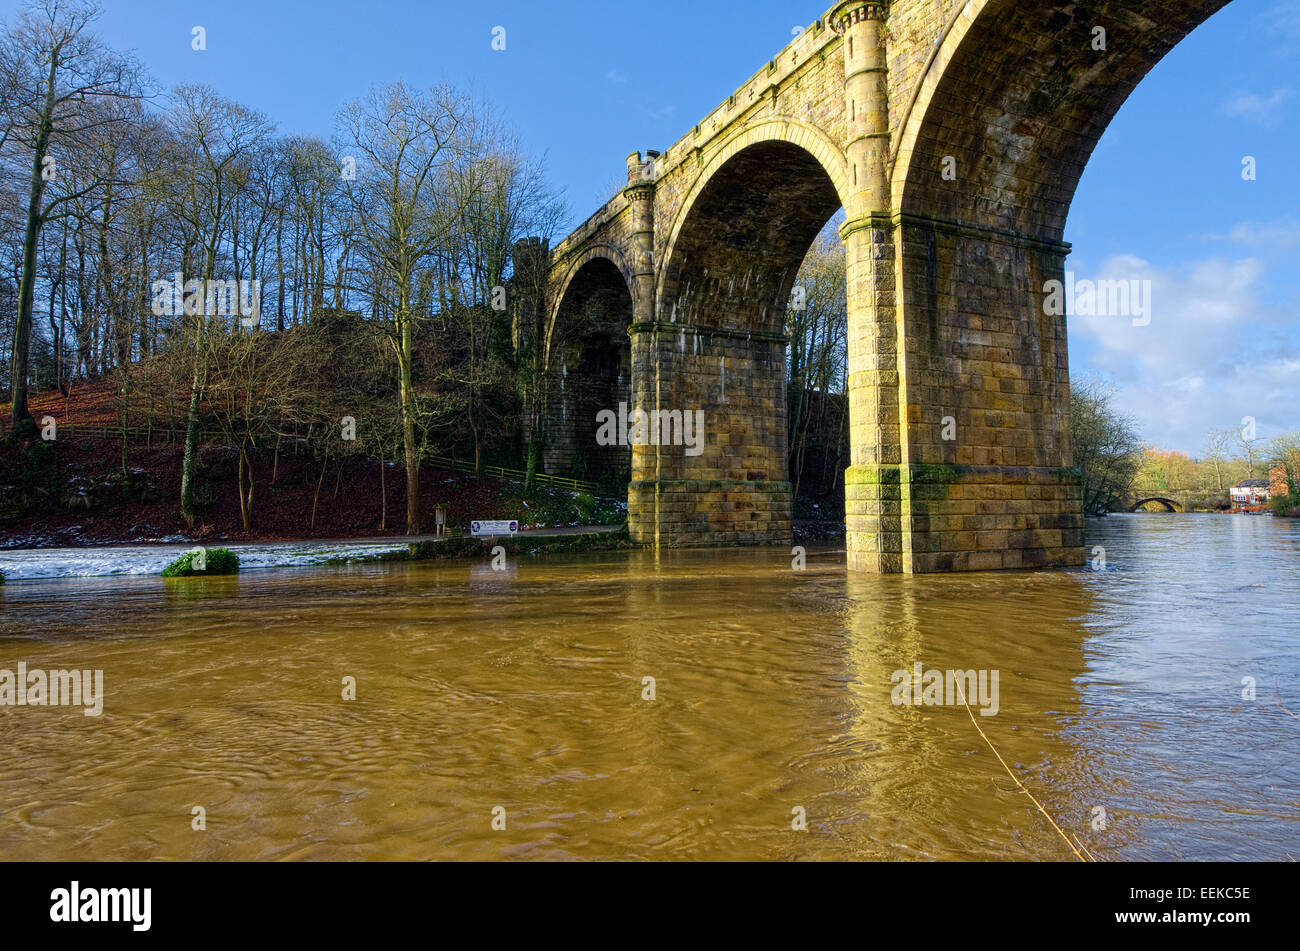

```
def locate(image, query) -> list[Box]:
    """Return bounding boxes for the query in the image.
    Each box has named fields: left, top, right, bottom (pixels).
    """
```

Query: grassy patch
left=162, top=547, right=240, bottom=577
left=490, top=481, right=626, bottom=529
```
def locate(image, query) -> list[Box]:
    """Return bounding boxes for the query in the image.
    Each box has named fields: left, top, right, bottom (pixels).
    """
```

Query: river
left=0, top=513, right=1296, bottom=860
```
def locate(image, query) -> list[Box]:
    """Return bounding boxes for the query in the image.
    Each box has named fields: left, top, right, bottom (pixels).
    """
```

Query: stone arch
left=892, top=0, right=1234, bottom=239
left=544, top=253, right=635, bottom=482
left=547, top=243, right=635, bottom=357
left=628, top=130, right=847, bottom=546
left=655, top=119, right=851, bottom=317
left=656, top=134, right=846, bottom=337
left=1131, top=497, right=1181, bottom=513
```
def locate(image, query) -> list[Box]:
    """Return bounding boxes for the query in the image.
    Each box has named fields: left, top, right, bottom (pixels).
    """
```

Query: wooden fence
left=425, top=454, right=598, bottom=494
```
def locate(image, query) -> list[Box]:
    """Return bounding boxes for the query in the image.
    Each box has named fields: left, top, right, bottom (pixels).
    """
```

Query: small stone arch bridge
left=1129, top=497, right=1185, bottom=513
left=519, top=0, right=1233, bottom=572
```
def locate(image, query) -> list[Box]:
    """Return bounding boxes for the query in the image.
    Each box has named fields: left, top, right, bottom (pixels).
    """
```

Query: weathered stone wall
left=542, top=343, right=631, bottom=480
left=885, top=221, right=1083, bottom=570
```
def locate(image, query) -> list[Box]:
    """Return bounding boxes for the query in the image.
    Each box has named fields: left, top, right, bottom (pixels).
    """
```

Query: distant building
left=1230, top=479, right=1270, bottom=508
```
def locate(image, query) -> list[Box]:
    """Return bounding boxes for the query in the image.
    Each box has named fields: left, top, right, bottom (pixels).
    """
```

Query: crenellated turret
left=622, top=150, right=659, bottom=324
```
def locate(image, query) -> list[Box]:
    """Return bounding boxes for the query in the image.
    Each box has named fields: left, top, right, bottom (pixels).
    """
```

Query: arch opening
left=787, top=212, right=849, bottom=525
left=895, top=0, right=1234, bottom=241
left=659, top=140, right=843, bottom=334
left=1131, top=498, right=1180, bottom=513
left=545, top=257, right=632, bottom=485
left=629, top=139, right=843, bottom=546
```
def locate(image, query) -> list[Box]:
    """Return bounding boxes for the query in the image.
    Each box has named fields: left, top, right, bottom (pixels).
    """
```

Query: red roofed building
left=1230, top=479, right=1270, bottom=511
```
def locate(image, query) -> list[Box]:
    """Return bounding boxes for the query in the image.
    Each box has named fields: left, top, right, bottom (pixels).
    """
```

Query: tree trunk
left=120, top=384, right=129, bottom=476
left=469, top=400, right=481, bottom=477
left=181, top=242, right=219, bottom=522
left=525, top=436, right=538, bottom=495
left=180, top=371, right=202, bottom=523
left=399, top=312, right=421, bottom=535
left=311, top=455, right=327, bottom=531
left=9, top=139, right=49, bottom=433
left=237, top=438, right=253, bottom=533
left=275, top=210, right=285, bottom=332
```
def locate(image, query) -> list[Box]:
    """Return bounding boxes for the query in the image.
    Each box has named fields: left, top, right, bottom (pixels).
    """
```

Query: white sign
left=470, top=519, right=518, bottom=537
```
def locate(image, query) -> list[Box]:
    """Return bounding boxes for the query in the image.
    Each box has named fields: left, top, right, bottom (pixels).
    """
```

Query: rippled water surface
left=0, top=514, right=1296, bottom=860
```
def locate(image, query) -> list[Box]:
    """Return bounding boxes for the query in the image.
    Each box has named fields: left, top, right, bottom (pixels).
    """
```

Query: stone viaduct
left=534, top=0, right=1232, bottom=572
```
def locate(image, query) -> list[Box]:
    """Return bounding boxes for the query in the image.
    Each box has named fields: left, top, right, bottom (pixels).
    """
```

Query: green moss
left=845, top=465, right=899, bottom=486
left=162, top=547, right=240, bottom=577
left=25, top=440, right=62, bottom=495
left=848, top=463, right=962, bottom=487
left=908, top=463, right=961, bottom=485
left=487, top=479, right=625, bottom=528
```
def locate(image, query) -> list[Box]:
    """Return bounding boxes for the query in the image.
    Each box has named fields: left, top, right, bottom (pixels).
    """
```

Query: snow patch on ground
left=0, top=541, right=407, bottom=581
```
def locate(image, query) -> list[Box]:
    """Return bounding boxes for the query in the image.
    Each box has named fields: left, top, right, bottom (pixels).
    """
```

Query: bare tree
left=162, top=83, right=274, bottom=521
left=442, top=123, right=565, bottom=481
left=1236, top=426, right=1261, bottom=481
left=336, top=81, right=469, bottom=535
left=204, top=323, right=300, bottom=532
left=1202, top=428, right=1234, bottom=493
left=1269, top=431, right=1300, bottom=500
left=1, top=0, right=146, bottom=432
left=787, top=218, right=847, bottom=499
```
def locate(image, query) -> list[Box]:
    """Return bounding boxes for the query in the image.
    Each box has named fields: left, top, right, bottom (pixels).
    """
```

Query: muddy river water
left=0, top=514, right=1296, bottom=860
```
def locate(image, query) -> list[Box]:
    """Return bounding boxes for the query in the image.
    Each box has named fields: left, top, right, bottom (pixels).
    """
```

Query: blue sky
left=4, top=0, right=1297, bottom=455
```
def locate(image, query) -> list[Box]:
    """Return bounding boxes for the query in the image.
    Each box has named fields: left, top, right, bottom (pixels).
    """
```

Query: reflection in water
left=0, top=514, right=1296, bottom=860
left=837, top=571, right=1096, bottom=860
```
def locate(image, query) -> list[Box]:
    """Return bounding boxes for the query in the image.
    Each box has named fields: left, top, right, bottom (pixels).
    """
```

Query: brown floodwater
left=0, top=514, right=1297, bottom=861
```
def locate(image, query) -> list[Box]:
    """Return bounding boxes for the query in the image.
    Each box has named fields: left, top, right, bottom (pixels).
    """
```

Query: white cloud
left=640, top=103, right=677, bottom=123
left=1069, top=254, right=1299, bottom=452
left=1220, top=87, right=1291, bottom=123
left=1263, top=0, right=1300, bottom=55
left=1225, top=219, right=1300, bottom=248
left=1103, top=359, right=1300, bottom=455
left=1074, top=254, right=1262, bottom=372
left=605, top=70, right=627, bottom=85
left=1195, top=217, right=1300, bottom=249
